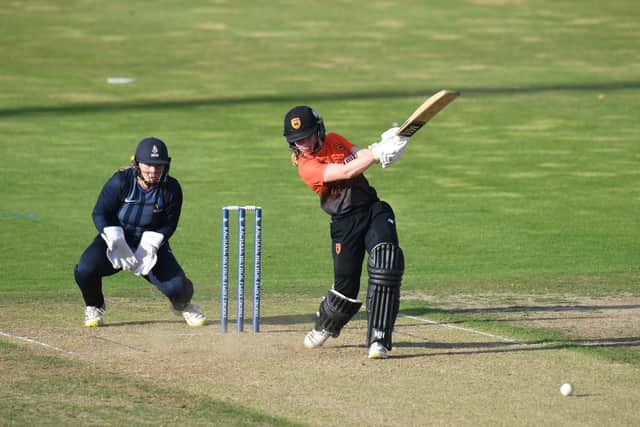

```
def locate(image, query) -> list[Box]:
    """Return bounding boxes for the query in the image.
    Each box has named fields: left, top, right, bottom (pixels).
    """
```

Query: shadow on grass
left=261, top=313, right=314, bottom=326
left=390, top=304, right=640, bottom=359
left=437, top=304, right=640, bottom=315
left=393, top=337, right=640, bottom=349
left=400, top=304, right=640, bottom=323
left=259, top=311, right=378, bottom=326
left=2, top=80, right=640, bottom=117
left=387, top=337, right=640, bottom=360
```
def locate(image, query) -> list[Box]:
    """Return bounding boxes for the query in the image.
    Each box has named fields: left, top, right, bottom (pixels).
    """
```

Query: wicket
left=221, top=205, right=262, bottom=333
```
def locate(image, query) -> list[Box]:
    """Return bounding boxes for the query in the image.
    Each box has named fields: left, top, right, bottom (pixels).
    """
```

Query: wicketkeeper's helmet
left=132, top=137, right=171, bottom=183
left=134, top=137, right=171, bottom=165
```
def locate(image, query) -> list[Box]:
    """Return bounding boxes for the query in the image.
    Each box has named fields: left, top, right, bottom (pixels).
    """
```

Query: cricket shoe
left=303, top=329, right=332, bottom=349
left=368, top=341, right=389, bottom=359
left=172, top=303, right=207, bottom=327
left=84, top=305, right=105, bottom=327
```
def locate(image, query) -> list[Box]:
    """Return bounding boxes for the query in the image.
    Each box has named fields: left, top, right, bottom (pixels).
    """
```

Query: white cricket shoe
left=84, top=306, right=105, bottom=327
left=303, top=329, right=332, bottom=349
left=368, top=341, right=389, bottom=359
left=173, top=303, right=207, bottom=327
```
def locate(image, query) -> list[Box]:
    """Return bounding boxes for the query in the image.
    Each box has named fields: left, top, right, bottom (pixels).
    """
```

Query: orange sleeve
left=297, top=157, right=327, bottom=195
left=295, top=133, right=356, bottom=195
left=329, top=133, right=355, bottom=152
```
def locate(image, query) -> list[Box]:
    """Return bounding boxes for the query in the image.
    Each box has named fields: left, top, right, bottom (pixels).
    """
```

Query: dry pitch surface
left=2, top=293, right=640, bottom=426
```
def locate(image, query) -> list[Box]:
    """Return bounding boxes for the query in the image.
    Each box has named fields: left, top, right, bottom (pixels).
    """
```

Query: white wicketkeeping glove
left=132, top=231, right=164, bottom=276
left=368, top=127, right=409, bottom=168
left=101, top=226, right=138, bottom=271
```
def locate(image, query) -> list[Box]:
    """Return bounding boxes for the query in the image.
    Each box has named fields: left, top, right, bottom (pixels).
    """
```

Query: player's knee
left=74, top=262, right=98, bottom=284
left=368, top=242, right=404, bottom=287
left=167, top=277, right=194, bottom=310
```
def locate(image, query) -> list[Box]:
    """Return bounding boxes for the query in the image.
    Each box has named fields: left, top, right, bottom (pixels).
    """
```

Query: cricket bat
left=396, top=90, right=460, bottom=138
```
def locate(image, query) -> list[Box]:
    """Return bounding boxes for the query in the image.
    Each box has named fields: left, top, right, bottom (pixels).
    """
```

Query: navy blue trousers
left=74, top=235, right=193, bottom=309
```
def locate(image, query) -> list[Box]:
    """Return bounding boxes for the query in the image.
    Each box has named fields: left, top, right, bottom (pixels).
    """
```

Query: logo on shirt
left=335, top=243, right=342, bottom=254
left=291, top=117, right=301, bottom=130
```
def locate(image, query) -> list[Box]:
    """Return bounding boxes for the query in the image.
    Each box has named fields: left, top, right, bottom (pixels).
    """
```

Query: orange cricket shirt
left=296, top=132, right=378, bottom=217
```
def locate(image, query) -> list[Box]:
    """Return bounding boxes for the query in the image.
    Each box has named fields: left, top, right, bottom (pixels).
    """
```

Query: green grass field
left=1, top=1, right=639, bottom=425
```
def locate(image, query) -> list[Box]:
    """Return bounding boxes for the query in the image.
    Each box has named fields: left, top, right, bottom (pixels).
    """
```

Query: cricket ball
left=560, top=383, right=574, bottom=396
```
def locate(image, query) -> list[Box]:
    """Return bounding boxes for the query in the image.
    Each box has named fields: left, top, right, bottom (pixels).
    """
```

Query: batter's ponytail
left=290, top=150, right=300, bottom=166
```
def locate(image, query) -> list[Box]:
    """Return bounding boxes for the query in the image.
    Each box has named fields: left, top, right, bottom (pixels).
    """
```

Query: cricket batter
left=283, top=106, right=408, bottom=359
left=73, top=137, right=207, bottom=327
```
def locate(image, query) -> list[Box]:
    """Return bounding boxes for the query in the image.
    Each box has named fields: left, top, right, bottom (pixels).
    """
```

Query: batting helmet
left=283, top=106, right=326, bottom=147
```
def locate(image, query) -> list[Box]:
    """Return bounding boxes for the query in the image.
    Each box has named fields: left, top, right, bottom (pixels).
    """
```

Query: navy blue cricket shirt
left=92, top=168, right=182, bottom=246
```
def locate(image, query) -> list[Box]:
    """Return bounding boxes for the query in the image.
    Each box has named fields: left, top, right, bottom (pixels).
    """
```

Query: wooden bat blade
left=396, top=90, right=460, bottom=138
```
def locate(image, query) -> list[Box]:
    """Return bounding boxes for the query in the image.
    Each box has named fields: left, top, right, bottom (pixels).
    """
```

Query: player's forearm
left=323, top=148, right=376, bottom=182
left=154, top=220, right=176, bottom=241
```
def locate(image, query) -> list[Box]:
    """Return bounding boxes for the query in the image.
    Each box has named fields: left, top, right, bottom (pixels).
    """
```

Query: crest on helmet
left=291, top=117, right=302, bottom=130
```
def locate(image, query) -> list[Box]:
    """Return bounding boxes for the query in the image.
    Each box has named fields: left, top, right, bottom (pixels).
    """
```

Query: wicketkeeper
left=73, top=137, right=207, bottom=327
left=283, top=106, right=408, bottom=359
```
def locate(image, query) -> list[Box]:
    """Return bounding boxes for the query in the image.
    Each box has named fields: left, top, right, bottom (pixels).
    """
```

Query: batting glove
left=380, top=126, right=409, bottom=145
left=132, top=231, right=164, bottom=276
left=368, top=127, right=409, bottom=168
left=101, top=226, right=138, bottom=271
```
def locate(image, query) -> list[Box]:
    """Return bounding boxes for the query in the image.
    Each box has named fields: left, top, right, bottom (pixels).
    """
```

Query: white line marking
left=399, top=314, right=527, bottom=345
left=92, top=336, right=147, bottom=352
left=0, top=330, right=74, bottom=355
